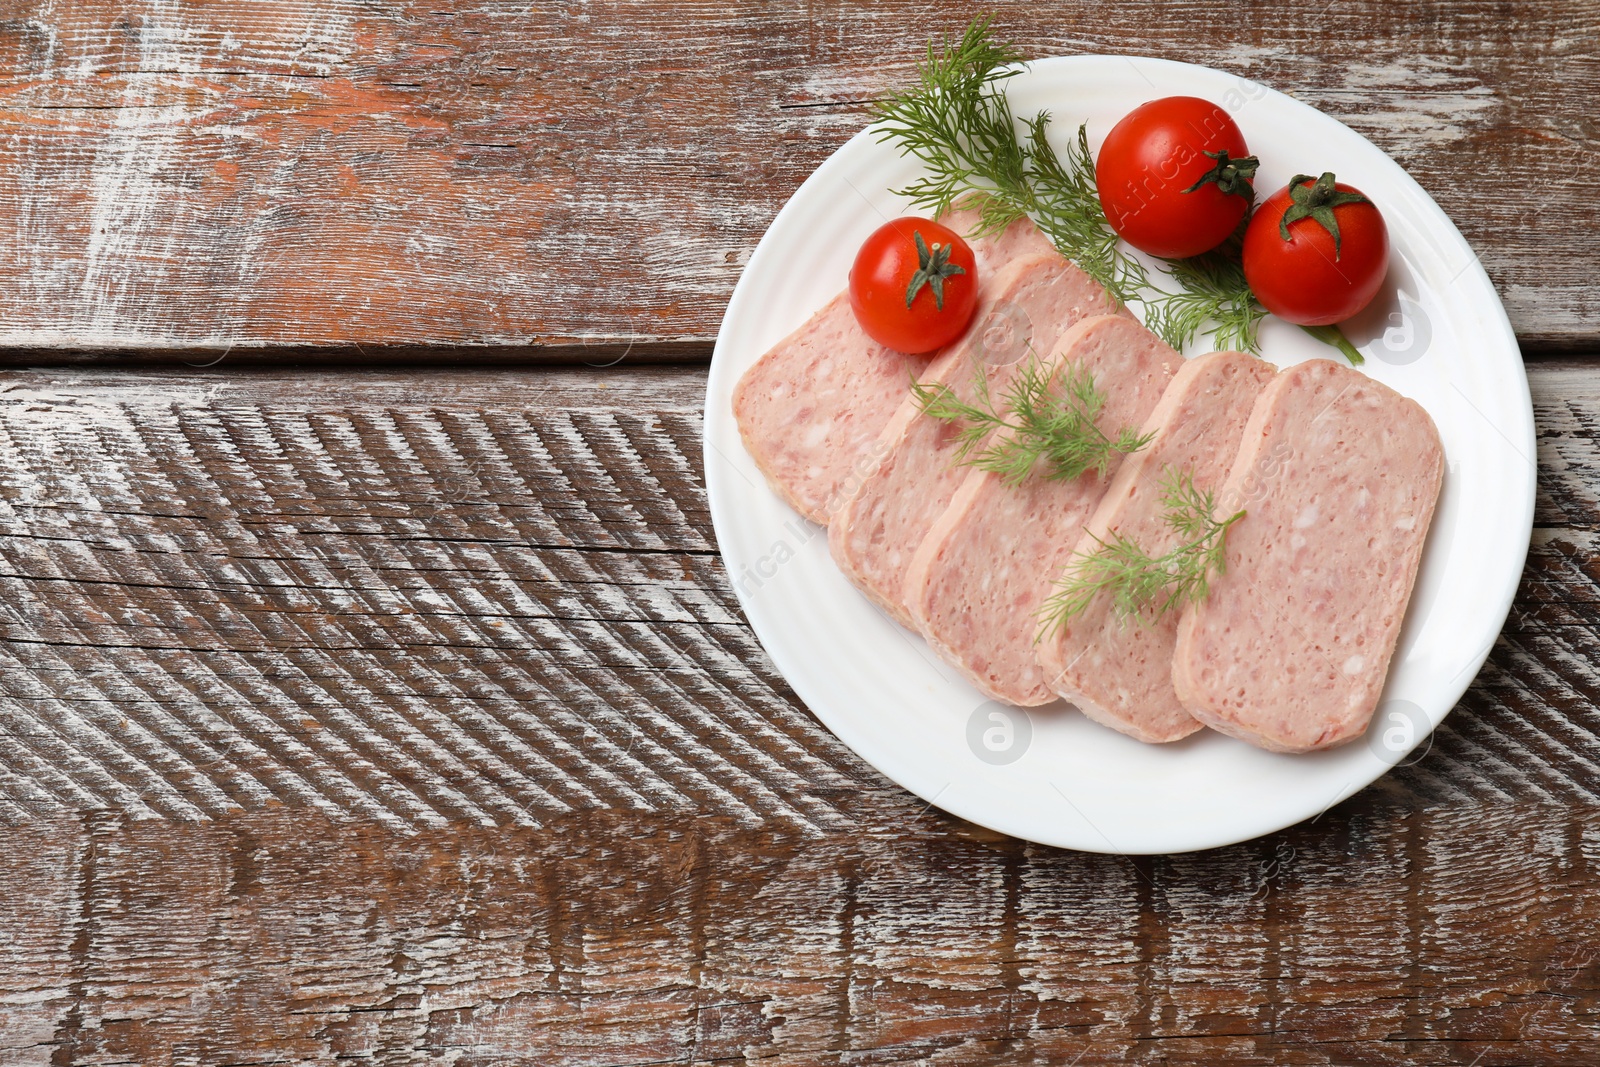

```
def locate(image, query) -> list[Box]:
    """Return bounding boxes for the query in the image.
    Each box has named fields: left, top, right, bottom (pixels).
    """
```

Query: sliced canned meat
left=1036, top=350, right=1276, bottom=737
left=1171, top=358, right=1445, bottom=753
left=731, top=210, right=1053, bottom=524
left=906, top=315, right=1182, bottom=704
left=828, top=253, right=1126, bottom=628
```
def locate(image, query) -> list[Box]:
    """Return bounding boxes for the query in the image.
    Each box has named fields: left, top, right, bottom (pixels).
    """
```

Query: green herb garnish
left=868, top=19, right=1031, bottom=238
left=870, top=16, right=1150, bottom=305
left=1144, top=247, right=1268, bottom=355
left=1298, top=323, right=1365, bottom=366
left=1025, top=119, right=1154, bottom=309
left=911, top=356, right=1152, bottom=486
left=1038, top=469, right=1245, bottom=635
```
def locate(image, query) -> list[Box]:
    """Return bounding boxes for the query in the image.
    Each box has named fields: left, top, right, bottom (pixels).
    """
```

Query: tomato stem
left=1183, top=150, right=1259, bottom=201
left=1299, top=323, right=1365, bottom=366
left=905, top=231, right=967, bottom=311
left=1279, top=172, right=1371, bottom=259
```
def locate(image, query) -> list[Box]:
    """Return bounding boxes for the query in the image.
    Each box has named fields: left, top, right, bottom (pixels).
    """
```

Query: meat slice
left=1035, top=350, right=1276, bottom=737
left=828, top=253, right=1126, bottom=628
left=731, top=211, right=1054, bottom=524
left=962, top=206, right=1059, bottom=267
left=905, top=315, right=1182, bottom=704
left=731, top=293, right=918, bottom=523
left=1171, top=359, right=1446, bottom=753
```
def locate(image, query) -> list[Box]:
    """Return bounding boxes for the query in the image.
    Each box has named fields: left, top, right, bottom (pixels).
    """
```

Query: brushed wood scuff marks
left=0, top=364, right=1594, bottom=828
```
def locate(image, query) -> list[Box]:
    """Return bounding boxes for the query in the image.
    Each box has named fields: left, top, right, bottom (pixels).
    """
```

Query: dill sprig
left=870, top=17, right=1031, bottom=236
left=911, top=356, right=1152, bottom=486
left=1038, top=469, right=1245, bottom=636
left=1144, top=247, right=1268, bottom=354
left=1025, top=119, right=1154, bottom=306
left=870, top=17, right=1148, bottom=304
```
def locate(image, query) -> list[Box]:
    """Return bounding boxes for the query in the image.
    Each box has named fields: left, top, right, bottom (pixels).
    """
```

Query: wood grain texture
left=0, top=365, right=897, bottom=832
left=0, top=805, right=1594, bottom=1065
left=0, top=360, right=1591, bottom=827
left=0, top=1, right=1595, bottom=355
left=0, top=360, right=1593, bottom=1061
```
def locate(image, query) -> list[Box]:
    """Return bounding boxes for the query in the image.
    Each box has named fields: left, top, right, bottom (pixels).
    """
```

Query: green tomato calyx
left=905, top=231, right=966, bottom=311
left=1183, top=150, right=1260, bottom=200
left=1279, top=172, right=1371, bottom=260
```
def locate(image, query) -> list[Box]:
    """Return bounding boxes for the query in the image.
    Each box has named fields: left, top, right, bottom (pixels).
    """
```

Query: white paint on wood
left=0, top=362, right=1588, bottom=832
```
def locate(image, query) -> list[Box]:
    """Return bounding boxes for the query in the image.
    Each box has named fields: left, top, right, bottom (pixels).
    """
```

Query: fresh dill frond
left=911, top=356, right=1152, bottom=486
left=1144, top=248, right=1267, bottom=354
left=908, top=370, right=1011, bottom=467
left=985, top=359, right=1154, bottom=484
left=1023, top=118, right=1153, bottom=304
left=1036, top=531, right=1173, bottom=632
left=1037, top=468, right=1246, bottom=636
left=870, top=16, right=1032, bottom=236
left=870, top=18, right=1146, bottom=304
left=876, top=17, right=1356, bottom=358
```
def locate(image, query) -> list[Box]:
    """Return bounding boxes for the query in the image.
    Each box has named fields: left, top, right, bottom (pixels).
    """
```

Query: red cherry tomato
left=1095, top=96, right=1258, bottom=259
left=849, top=217, right=978, bottom=354
left=1242, top=173, right=1389, bottom=326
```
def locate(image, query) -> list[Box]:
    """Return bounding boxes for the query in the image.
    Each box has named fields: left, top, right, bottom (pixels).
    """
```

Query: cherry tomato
left=1242, top=173, right=1389, bottom=326
left=849, top=217, right=978, bottom=354
left=1095, top=96, right=1259, bottom=259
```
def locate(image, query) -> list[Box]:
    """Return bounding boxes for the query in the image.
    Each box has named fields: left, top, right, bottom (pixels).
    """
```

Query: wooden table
left=0, top=3, right=1595, bottom=1063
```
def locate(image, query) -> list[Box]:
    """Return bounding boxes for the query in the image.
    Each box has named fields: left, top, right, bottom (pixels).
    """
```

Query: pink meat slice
left=905, top=315, right=1182, bottom=705
left=1171, top=359, right=1446, bottom=753
left=1035, top=350, right=1276, bottom=737
left=828, top=254, right=1126, bottom=628
left=961, top=206, right=1059, bottom=266
left=731, top=210, right=1054, bottom=524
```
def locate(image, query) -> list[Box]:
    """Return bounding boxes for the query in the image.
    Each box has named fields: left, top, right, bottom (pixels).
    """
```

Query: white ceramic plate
left=703, top=55, right=1534, bottom=854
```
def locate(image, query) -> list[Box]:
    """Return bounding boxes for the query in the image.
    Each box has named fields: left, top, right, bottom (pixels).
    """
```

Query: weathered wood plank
left=0, top=1, right=1594, bottom=355
left=0, top=360, right=1588, bottom=831
left=0, top=362, right=1590, bottom=1061
left=0, top=806, right=1596, bottom=1064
